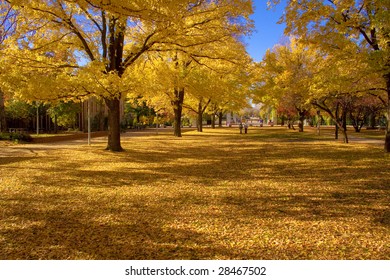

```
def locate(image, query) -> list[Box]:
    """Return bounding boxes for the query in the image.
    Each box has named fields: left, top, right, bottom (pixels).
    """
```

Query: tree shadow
left=1, top=131, right=389, bottom=259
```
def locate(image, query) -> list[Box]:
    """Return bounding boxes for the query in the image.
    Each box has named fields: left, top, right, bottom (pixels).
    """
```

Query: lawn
left=0, top=127, right=389, bottom=259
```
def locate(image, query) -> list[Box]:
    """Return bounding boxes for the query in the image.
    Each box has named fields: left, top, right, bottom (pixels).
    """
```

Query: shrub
left=1, top=132, right=33, bottom=142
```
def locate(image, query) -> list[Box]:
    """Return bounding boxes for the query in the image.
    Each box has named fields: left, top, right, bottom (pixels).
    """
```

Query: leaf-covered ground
left=0, top=127, right=389, bottom=259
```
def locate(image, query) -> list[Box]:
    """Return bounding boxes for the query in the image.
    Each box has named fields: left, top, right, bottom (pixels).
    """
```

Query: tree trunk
left=341, top=126, right=349, bottom=143
left=173, top=88, right=184, bottom=137
left=54, top=114, right=58, bottom=134
left=338, top=118, right=348, bottom=143
left=197, top=101, right=203, bottom=132
left=104, top=98, right=123, bottom=152
left=218, top=111, right=223, bottom=127
left=385, top=74, right=390, bottom=152
left=0, top=89, right=7, bottom=132
left=335, top=103, right=340, bottom=140
left=313, top=100, right=349, bottom=143
left=298, top=111, right=305, bottom=132
left=342, top=109, right=347, bottom=132
left=369, top=112, right=376, bottom=129
left=211, top=113, right=216, bottom=129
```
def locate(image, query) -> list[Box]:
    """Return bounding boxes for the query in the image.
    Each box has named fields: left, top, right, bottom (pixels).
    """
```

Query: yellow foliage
left=0, top=127, right=389, bottom=259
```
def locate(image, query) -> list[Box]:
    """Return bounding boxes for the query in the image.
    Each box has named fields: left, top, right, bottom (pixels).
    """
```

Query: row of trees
left=1, top=1, right=389, bottom=152
left=0, top=0, right=253, bottom=151
left=255, top=0, right=389, bottom=151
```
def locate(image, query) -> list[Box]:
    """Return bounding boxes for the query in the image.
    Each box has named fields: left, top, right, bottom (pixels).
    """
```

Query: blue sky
left=245, top=1, right=286, bottom=62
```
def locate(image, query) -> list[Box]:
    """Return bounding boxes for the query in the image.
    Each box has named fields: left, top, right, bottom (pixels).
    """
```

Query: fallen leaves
left=0, top=127, right=389, bottom=259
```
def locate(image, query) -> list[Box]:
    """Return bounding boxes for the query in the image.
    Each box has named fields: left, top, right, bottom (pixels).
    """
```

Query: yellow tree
left=183, top=61, right=251, bottom=132
left=136, top=27, right=252, bottom=137
left=271, top=0, right=390, bottom=150
left=0, top=1, right=18, bottom=132
left=3, top=0, right=253, bottom=150
left=254, top=39, right=315, bottom=132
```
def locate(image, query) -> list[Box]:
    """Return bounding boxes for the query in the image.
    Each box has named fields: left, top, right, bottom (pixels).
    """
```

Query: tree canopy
left=269, top=0, right=390, bottom=151
left=1, top=0, right=253, bottom=150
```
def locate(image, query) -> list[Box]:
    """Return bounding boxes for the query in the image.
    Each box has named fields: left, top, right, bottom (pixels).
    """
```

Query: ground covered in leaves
left=0, top=127, right=389, bottom=259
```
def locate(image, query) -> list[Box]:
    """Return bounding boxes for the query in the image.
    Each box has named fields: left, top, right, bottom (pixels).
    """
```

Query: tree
left=3, top=0, right=253, bottom=150
left=47, top=101, right=81, bottom=133
left=137, top=27, right=251, bottom=136
left=183, top=61, right=251, bottom=132
left=308, top=39, right=386, bottom=143
left=0, top=2, right=18, bottom=132
left=272, top=0, right=390, bottom=151
left=253, top=39, right=314, bottom=132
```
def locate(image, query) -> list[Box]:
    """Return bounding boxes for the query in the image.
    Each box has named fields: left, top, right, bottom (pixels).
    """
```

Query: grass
left=0, top=127, right=389, bottom=259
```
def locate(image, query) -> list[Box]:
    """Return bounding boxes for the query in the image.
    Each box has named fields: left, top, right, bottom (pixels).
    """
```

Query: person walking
left=239, top=122, right=243, bottom=134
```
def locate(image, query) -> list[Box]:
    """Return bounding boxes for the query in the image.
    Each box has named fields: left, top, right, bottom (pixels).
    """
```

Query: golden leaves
left=0, top=127, right=389, bottom=259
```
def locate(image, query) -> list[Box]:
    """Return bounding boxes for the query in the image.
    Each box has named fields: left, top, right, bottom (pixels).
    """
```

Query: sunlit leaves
left=0, top=127, right=389, bottom=259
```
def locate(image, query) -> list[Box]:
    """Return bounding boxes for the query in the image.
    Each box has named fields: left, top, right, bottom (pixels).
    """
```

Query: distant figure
left=244, top=123, right=248, bottom=134
left=239, top=123, right=243, bottom=134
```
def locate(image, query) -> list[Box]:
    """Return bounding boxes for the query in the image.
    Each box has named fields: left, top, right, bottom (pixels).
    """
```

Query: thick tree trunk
left=369, top=112, right=376, bottom=129
left=335, top=103, right=340, bottom=140
left=385, top=93, right=390, bottom=153
left=336, top=118, right=348, bottom=143
left=298, top=111, right=305, bottom=132
left=385, top=75, right=390, bottom=152
left=0, top=89, right=7, bottom=132
left=211, top=113, right=216, bottom=129
left=54, top=114, right=58, bottom=134
left=342, top=109, right=347, bottom=132
left=218, top=111, right=223, bottom=127
left=173, top=88, right=184, bottom=137
left=197, top=102, right=203, bottom=132
left=341, top=126, right=349, bottom=143
left=104, top=98, right=123, bottom=152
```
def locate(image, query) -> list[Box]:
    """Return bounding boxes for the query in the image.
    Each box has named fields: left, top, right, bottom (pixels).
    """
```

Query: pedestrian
left=244, top=123, right=248, bottom=134
left=239, top=122, right=243, bottom=134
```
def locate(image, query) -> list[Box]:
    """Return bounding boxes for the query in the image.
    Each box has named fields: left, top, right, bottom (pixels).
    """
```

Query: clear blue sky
left=245, top=1, right=286, bottom=62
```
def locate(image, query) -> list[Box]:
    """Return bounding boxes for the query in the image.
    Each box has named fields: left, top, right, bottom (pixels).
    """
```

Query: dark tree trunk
left=335, top=103, right=340, bottom=140
left=54, top=114, right=58, bottom=134
left=218, top=111, right=223, bottom=127
left=369, top=112, right=376, bottom=129
left=173, top=88, right=184, bottom=137
left=341, top=127, right=349, bottom=143
left=197, top=101, right=203, bottom=132
left=298, top=110, right=305, bottom=132
left=280, top=116, right=285, bottom=126
left=104, top=98, right=123, bottom=151
left=287, top=118, right=295, bottom=130
left=211, top=113, right=216, bottom=129
left=342, top=109, right=347, bottom=132
left=313, top=100, right=349, bottom=143
left=0, top=89, right=7, bottom=132
left=385, top=74, right=390, bottom=152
